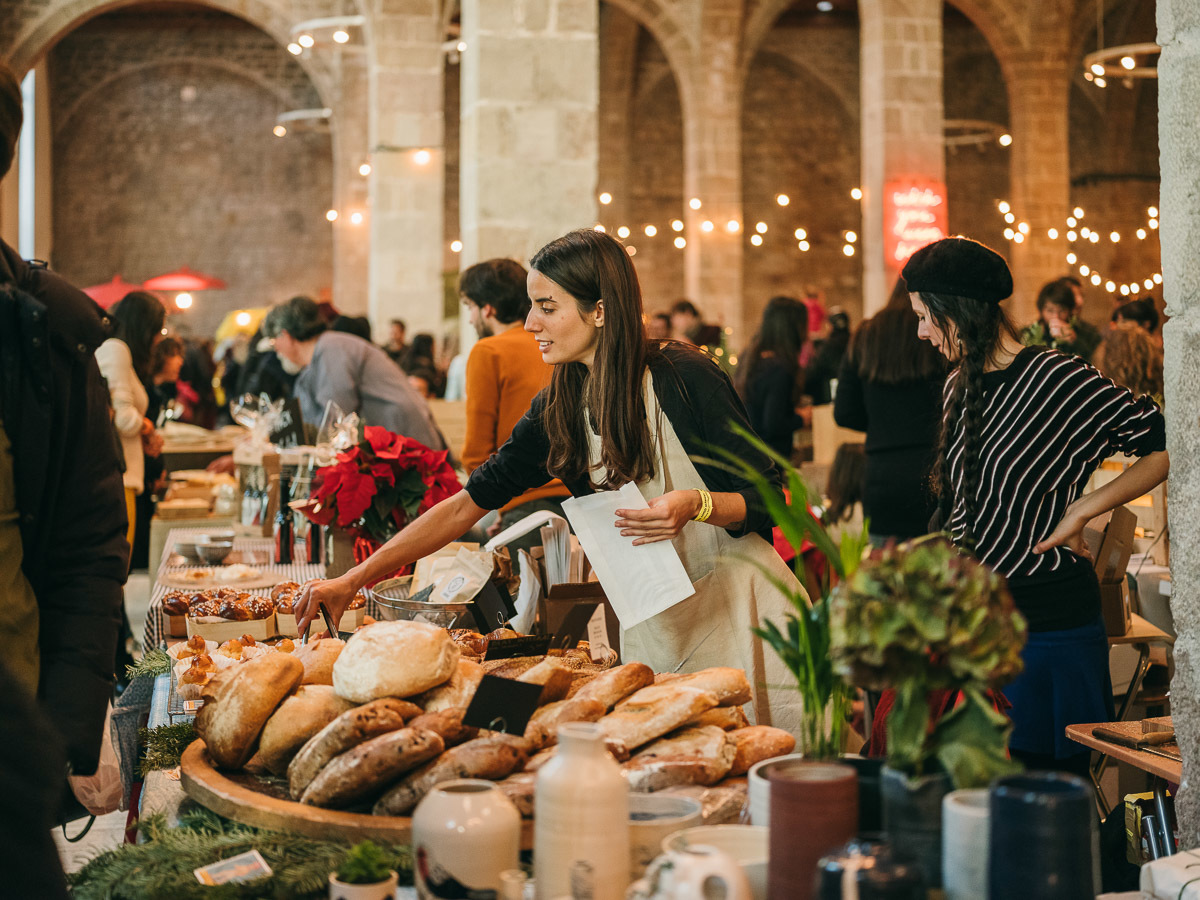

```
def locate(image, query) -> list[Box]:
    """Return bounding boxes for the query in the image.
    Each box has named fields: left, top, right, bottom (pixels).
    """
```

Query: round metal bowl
left=195, top=541, right=234, bottom=564
left=367, top=576, right=475, bottom=630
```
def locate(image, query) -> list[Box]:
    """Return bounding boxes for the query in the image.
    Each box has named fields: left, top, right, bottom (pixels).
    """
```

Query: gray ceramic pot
left=880, top=765, right=951, bottom=889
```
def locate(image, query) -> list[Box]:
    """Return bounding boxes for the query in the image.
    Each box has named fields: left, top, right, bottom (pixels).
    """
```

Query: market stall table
left=1067, top=720, right=1180, bottom=858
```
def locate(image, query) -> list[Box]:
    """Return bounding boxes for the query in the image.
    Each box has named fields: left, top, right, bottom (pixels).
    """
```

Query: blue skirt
left=1004, top=616, right=1114, bottom=759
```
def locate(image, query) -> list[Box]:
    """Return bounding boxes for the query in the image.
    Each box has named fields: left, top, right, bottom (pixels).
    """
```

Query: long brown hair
left=851, top=278, right=945, bottom=384
left=531, top=229, right=655, bottom=489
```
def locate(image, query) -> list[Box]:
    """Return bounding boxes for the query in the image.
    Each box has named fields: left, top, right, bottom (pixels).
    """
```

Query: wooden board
left=1065, top=723, right=1182, bottom=783
left=180, top=740, right=535, bottom=847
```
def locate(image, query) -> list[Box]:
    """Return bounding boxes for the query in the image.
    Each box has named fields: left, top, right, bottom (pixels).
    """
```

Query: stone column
left=331, top=49, right=370, bottom=315
left=1005, top=53, right=1072, bottom=323
left=597, top=7, right=639, bottom=230
left=1158, top=0, right=1200, bottom=847
left=682, top=5, right=745, bottom=343
left=858, top=0, right=945, bottom=316
left=459, top=0, right=598, bottom=266
left=366, top=0, right=445, bottom=338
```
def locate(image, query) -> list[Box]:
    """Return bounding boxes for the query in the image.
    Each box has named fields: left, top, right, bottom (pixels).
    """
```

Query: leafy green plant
left=831, top=535, right=1027, bottom=788
left=704, top=425, right=870, bottom=759
left=335, top=841, right=394, bottom=885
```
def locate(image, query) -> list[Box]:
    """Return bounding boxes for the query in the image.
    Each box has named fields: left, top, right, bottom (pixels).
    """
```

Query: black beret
left=901, top=237, right=1013, bottom=304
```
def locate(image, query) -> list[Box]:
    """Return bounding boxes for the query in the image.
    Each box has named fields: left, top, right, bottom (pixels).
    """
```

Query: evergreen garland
left=69, top=809, right=413, bottom=900
left=139, top=722, right=198, bottom=776
left=126, top=647, right=173, bottom=682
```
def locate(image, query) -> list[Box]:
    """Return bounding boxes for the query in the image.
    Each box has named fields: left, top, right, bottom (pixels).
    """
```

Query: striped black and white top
left=944, top=347, right=1165, bottom=579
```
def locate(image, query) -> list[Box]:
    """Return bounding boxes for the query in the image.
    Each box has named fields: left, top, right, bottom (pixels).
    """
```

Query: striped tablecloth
left=142, top=528, right=326, bottom=649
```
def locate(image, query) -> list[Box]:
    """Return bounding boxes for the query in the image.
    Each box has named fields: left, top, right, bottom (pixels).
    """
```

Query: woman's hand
left=615, top=491, right=700, bottom=545
left=143, top=430, right=164, bottom=457
left=1032, top=502, right=1092, bottom=558
left=294, top=573, right=362, bottom=636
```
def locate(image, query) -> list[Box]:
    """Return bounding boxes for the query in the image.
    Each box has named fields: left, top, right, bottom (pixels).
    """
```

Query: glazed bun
left=218, top=599, right=252, bottom=621
left=271, top=581, right=301, bottom=601
left=273, top=594, right=295, bottom=615
left=189, top=599, right=221, bottom=618
left=245, top=596, right=274, bottom=620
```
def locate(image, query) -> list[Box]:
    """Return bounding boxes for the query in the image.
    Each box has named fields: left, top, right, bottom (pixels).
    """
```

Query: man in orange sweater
left=460, top=259, right=570, bottom=551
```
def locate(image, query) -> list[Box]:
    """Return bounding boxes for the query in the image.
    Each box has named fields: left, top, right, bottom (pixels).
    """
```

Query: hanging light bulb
left=726, top=220, right=740, bottom=233
left=798, top=240, right=810, bottom=251
left=1148, top=206, right=1159, bottom=218
left=1090, top=63, right=1105, bottom=76
left=359, top=162, right=371, bottom=176
left=1121, top=56, right=1135, bottom=70
left=1149, top=218, right=1159, bottom=229
left=325, top=209, right=338, bottom=222
left=701, top=220, right=715, bottom=233
left=1136, top=228, right=1147, bottom=240
left=1144, top=279, right=1154, bottom=290
left=750, top=234, right=763, bottom=246
left=1067, top=217, right=1077, bottom=227
left=626, top=245, right=637, bottom=256
left=1074, top=207, right=1085, bottom=218
left=593, top=224, right=606, bottom=233
left=1153, top=273, right=1163, bottom=284
left=333, top=29, right=350, bottom=43
left=1080, top=227, right=1091, bottom=238
left=674, top=236, right=686, bottom=249
left=1110, top=231, right=1120, bottom=242
left=1066, top=252, right=1077, bottom=264
left=998, top=133, right=1013, bottom=147
left=350, top=212, right=364, bottom=225
left=287, top=43, right=302, bottom=55
left=1120, top=284, right=1130, bottom=296
left=1079, top=264, right=1090, bottom=276
left=1090, top=273, right=1102, bottom=285
left=850, top=187, right=863, bottom=200
left=845, top=230, right=857, bottom=243
left=413, top=149, right=432, bottom=165
left=794, top=228, right=807, bottom=240
left=617, top=226, right=631, bottom=239
left=671, top=219, right=684, bottom=232
left=842, top=244, right=855, bottom=257
left=298, top=34, right=315, bottom=48
left=998, top=201, right=1011, bottom=214
left=450, top=240, right=462, bottom=252
left=235, top=311, right=252, bottom=327
left=776, top=194, right=790, bottom=207
left=755, top=222, right=768, bottom=234
left=273, top=125, right=287, bottom=137
left=1105, top=280, right=1116, bottom=292
left=1094, top=76, right=1107, bottom=88
left=1048, top=228, right=1059, bottom=239
left=1013, top=232, right=1025, bottom=244
left=175, top=292, right=193, bottom=310
left=644, top=225, right=657, bottom=237
left=598, top=192, right=612, bottom=205
left=1067, top=230, right=1078, bottom=242
left=689, top=198, right=702, bottom=210
left=1018, top=222, right=1030, bottom=235
left=1004, top=212, right=1015, bottom=224
left=1004, top=227, right=1015, bottom=240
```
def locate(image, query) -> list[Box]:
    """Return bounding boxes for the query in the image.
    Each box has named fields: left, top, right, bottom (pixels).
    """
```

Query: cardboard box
left=186, top=613, right=277, bottom=643
left=275, top=607, right=365, bottom=639
left=540, top=581, right=620, bottom=655
left=1100, top=577, right=1132, bottom=637
left=1084, top=505, right=1138, bottom=636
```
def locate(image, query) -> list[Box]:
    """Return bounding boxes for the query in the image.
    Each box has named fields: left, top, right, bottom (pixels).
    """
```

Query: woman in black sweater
left=738, top=295, right=810, bottom=461
left=834, top=280, right=945, bottom=541
left=903, top=237, right=1169, bottom=776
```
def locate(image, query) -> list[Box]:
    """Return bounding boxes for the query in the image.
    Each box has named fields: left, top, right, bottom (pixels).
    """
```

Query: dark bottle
left=274, top=475, right=294, bottom=564
left=306, top=520, right=322, bottom=565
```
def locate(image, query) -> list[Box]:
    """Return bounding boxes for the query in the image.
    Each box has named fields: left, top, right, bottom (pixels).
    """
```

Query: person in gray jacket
left=264, top=296, right=446, bottom=450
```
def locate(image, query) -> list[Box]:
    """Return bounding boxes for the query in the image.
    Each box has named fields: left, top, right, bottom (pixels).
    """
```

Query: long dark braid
left=922, top=291, right=1020, bottom=550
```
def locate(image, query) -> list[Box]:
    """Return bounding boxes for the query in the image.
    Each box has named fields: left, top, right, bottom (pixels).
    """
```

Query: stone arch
left=601, top=0, right=695, bottom=118
left=751, top=48, right=857, bottom=122
left=52, top=57, right=312, bottom=135
left=5, top=0, right=336, bottom=106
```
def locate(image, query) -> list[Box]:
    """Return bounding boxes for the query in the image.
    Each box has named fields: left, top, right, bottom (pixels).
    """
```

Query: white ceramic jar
left=413, top=778, right=521, bottom=899
left=534, top=721, right=630, bottom=900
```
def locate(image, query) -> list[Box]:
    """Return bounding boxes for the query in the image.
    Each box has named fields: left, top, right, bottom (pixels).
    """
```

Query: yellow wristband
left=694, top=489, right=713, bottom=523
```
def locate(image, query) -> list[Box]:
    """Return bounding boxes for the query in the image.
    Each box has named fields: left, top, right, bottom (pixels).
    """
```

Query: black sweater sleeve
left=464, top=389, right=556, bottom=510
left=833, top=353, right=868, bottom=431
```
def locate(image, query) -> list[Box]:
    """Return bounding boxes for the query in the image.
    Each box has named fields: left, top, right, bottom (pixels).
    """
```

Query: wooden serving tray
left=180, top=740, right=535, bottom=847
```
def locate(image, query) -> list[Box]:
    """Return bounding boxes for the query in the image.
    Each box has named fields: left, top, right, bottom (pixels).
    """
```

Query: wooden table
left=1110, top=613, right=1174, bottom=723
left=1068, top=721, right=1180, bottom=858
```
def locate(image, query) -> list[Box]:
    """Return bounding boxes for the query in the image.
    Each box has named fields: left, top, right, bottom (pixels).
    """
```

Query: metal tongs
left=301, top=602, right=339, bottom=645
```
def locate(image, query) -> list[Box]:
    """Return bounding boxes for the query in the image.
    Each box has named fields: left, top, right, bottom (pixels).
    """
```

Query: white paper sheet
left=561, top=482, right=695, bottom=629
left=509, top=548, right=542, bottom=634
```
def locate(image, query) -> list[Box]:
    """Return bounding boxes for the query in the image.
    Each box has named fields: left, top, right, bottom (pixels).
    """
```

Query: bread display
left=332, top=621, right=460, bottom=703
left=287, top=697, right=423, bottom=799
left=372, top=735, right=531, bottom=816
left=257, top=685, right=357, bottom=776
left=413, top=659, right=484, bottom=713
left=622, top=725, right=736, bottom=792
left=293, top=637, right=345, bottom=686
left=195, top=653, right=304, bottom=769
left=300, top=727, right=445, bottom=808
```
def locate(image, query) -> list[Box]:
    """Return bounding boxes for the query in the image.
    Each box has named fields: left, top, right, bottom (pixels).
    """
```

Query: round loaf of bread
left=293, top=637, right=345, bottom=686
left=333, top=621, right=460, bottom=703
left=257, top=685, right=357, bottom=776
left=195, top=652, right=304, bottom=769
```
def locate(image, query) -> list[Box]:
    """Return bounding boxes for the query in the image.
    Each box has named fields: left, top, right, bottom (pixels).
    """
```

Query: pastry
left=218, top=639, right=245, bottom=660
left=195, top=653, right=304, bottom=770
left=727, top=726, right=797, bottom=776
left=245, top=596, right=274, bottom=620
left=573, top=662, right=655, bottom=711
left=275, top=638, right=295, bottom=653
left=293, top=637, right=345, bottom=685
left=622, top=725, right=736, bottom=792
left=257, top=685, right=357, bottom=776
left=175, top=633, right=208, bottom=660
left=449, top=629, right=489, bottom=657
left=162, top=592, right=190, bottom=616
left=496, top=772, right=536, bottom=817
left=239, top=634, right=257, bottom=647
left=217, top=598, right=252, bottom=621
left=287, top=697, right=422, bottom=799
left=599, top=684, right=720, bottom=758
left=273, top=594, right=295, bottom=615
left=188, top=599, right=221, bottom=618
left=271, top=581, right=301, bottom=601
left=348, top=591, right=367, bottom=610
left=372, top=735, right=530, bottom=816
left=300, top=727, right=445, bottom=808
left=332, top=620, right=459, bottom=703
left=189, top=653, right=217, bottom=674
left=414, top=659, right=484, bottom=713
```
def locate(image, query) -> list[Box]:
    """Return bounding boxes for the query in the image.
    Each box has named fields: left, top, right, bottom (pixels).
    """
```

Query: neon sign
left=885, top=180, right=947, bottom=265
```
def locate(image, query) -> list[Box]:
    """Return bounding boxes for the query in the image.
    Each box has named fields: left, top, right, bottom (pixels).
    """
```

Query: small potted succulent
left=329, top=840, right=399, bottom=900
left=829, top=534, right=1027, bottom=886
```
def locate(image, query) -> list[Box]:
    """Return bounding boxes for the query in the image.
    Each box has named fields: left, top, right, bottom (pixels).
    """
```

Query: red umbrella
left=82, top=275, right=144, bottom=309
left=142, top=266, right=227, bottom=292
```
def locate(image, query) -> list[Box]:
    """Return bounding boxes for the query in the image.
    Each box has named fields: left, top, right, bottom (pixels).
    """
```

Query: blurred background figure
left=331, top=314, right=372, bottom=342
left=834, top=280, right=945, bottom=543
left=383, top=317, right=408, bottom=364
left=646, top=311, right=672, bottom=341
left=400, top=332, right=445, bottom=397
left=1094, top=321, right=1164, bottom=404
left=1112, top=297, right=1161, bottom=344
left=1021, top=278, right=1100, bottom=361
left=234, top=328, right=296, bottom=404
left=805, top=307, right=851, bottom=405
left=822, top=441, right=866, bottom=544
left=737, top=295, right=811, bottom=461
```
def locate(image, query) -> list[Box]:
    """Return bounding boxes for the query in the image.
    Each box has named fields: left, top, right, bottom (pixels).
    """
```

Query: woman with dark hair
left=295, top=229, right=804, bottom=729
left=400, top=333, right=444, bottom=397
left=738, top=295, right=810, bottom=460
left=834, top=279, right=945, bottom=541
left=95, top=290, right=165, bottom=552
left=902, top=237, right=1169, bottom=776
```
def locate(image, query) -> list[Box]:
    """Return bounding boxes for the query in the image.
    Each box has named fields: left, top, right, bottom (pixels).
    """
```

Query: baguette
left=727, top=725, right=797, bottom=776
left=622, top=725, right=735, bottom=792
left=372, top=735, right=531, bottom=816
left=688, top=706, right=750, bottom=731
left=287, top=697, right=421, bottom=799
left=627, top=668, right=749, bottom=708
left=406, top=707, right=479, bottom=748
left=300, top=727, right=445, bottom=808
left=414, top=659, right=484, bottom=712
left=573, top=662, right=655, bottom=711
left=195, top=653, right=304, bottom=770
left=523, top=696, right=606, bottom=749
left=599, top=684, right=720, bottom=757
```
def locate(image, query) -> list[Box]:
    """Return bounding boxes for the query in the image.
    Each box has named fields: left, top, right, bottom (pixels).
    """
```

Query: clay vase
left=767, top=761, right=858, bottom=900
left=880, top=765, right=952, bottom=889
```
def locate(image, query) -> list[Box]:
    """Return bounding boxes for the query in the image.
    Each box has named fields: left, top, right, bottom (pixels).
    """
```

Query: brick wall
left=48, top=9, right=332, bottom=339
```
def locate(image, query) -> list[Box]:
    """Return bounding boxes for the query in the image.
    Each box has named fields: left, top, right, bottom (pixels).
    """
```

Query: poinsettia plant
left=297, top=426, right=461, bottom=545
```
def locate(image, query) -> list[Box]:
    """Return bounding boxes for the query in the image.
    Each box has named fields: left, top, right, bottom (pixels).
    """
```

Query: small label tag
left=586, top=605, right=611, bottom=662
left=183, top=700, right=201, bottom=714
left=550, top=601, right=600, bottom=651
left=470, top=581, right=515, bottom=633
left=462, top=674, right=544, bottom=735
left=194, top=849, right=273, bottom=885
left=268, top=398, right=305, bottom=448
left=483, top=633, right=552, bottom=660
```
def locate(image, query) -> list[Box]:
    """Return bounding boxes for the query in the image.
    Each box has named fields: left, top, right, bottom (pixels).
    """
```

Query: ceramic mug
left=662, top=825, right=769, bottom=900
left=942, top=788, right=989, bottom=900
left=628, top=794, right=703, bottom=880
left=747, top=752, right=805, bottom=826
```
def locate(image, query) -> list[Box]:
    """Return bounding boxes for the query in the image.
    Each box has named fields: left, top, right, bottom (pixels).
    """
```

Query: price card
left=462, top=674, right=543, bottom=735
left=484, top=633, right=552, bottom=660
left=194, top=849, right=273, bottom=885
left=586, top=605, right=612, bottom=662
left=269, top=398, right=305, bottom=448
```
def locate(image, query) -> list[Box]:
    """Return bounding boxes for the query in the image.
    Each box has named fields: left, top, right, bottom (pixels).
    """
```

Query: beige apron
left=587, top=377, right=806, bottom=734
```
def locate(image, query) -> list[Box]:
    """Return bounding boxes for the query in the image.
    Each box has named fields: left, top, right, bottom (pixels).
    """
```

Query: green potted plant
left=707, top=427, right=869, bottom=759
left=829, top=534, right=1027, bottom=886
left=329, top=840, right=399, bottom=900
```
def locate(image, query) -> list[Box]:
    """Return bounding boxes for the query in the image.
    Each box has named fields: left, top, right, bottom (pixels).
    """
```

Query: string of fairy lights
left=993, top=201, right=1163, bottom=297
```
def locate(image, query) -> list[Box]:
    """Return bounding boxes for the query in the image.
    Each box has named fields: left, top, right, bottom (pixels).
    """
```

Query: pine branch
left=126, top=647, right=172, bottom=681
left=138, top=722, right=198, bottom=776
